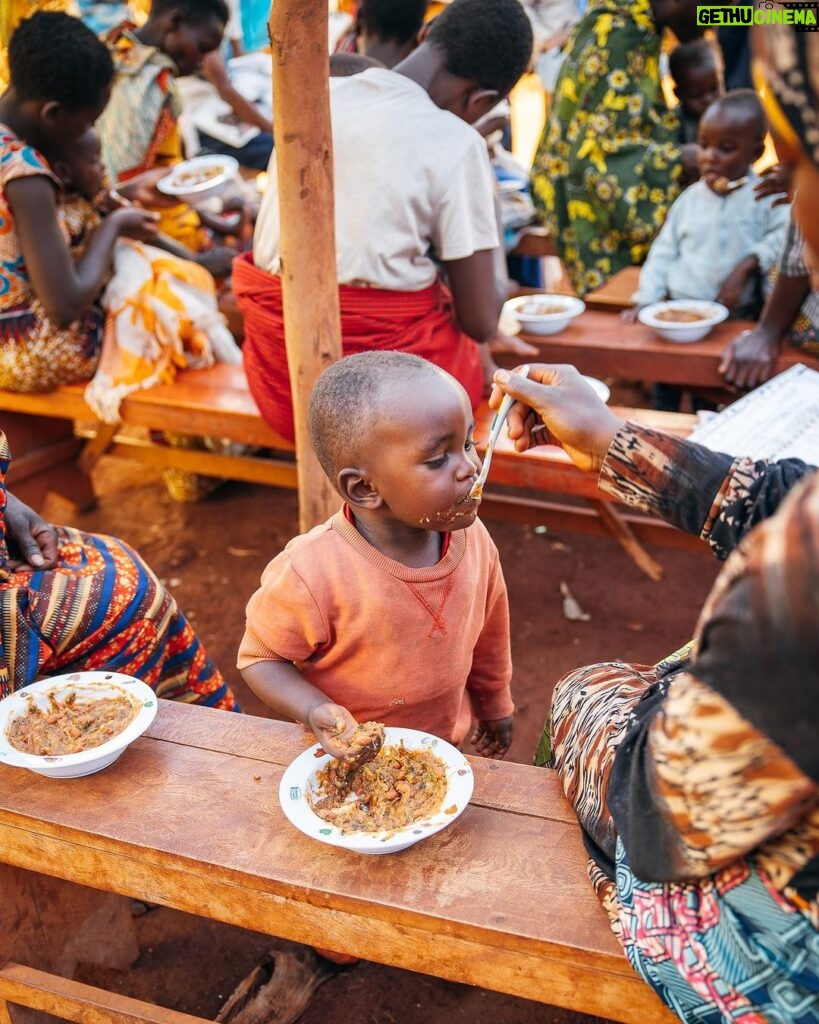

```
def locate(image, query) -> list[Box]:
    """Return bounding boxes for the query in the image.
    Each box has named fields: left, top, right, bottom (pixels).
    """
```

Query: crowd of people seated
left=0, top=1, right=817, bottom=1021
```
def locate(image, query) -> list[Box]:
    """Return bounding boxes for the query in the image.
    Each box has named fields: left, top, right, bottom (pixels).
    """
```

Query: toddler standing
left=238, top=351, right=514, bottom=761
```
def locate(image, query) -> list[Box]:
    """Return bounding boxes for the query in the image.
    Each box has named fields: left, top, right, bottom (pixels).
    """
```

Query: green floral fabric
left=530, top=0, right=683, bottom=295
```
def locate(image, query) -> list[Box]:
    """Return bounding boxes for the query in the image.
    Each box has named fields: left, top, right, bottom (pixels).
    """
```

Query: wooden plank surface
left=0, top=702, right=677, bottom=1023
left=584, top=267, right=640, bottom=311
left=521, top=310, right=816, bottom=387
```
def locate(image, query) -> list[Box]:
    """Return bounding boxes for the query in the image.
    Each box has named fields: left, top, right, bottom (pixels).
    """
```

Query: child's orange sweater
left=237, top=508, right=513, bottom=745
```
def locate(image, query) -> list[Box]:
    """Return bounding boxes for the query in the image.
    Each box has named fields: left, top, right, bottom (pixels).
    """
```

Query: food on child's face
left=654, top=307, right=707, bottom=323
left=170, top=164, right=223, bottom=189
left=519, top=301, right=568, bottom=317
left=309, top=741, right=447, bottom=833
left=6, top=687, right=139, bottom=756
left=340, top=720, right=385, bottom=769
left=710, top=175, right=730, bottom=194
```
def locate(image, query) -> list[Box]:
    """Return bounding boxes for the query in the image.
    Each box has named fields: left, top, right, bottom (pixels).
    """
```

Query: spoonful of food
left=469, top=364, right=530, bottom=501
left=710, top=175, right=748, bottom=196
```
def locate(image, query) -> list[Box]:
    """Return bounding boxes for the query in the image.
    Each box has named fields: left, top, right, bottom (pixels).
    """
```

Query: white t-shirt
left=253, top=68, right=499, bottom=291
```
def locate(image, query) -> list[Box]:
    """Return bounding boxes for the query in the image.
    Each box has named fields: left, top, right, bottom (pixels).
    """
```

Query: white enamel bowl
left=156, top=155, right=240, bottom=200
left=279, top=727, right=474, bottom=855
left=505, top=294, right=586, bottom=335
left=0, top=672, right=157, bottom=779
left=638, top=300, right=729, bottom=343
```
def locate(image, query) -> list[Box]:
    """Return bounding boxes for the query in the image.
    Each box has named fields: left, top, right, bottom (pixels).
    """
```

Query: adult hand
left=306, top=701, right=361, bottom=760
left=3, top=492, right=58, bottom=571
left=109, top=207, right=160, bottom=242
left=488, top=330, right=539, bottom=358
left=471, top=716, right=514, bottom=759
left=719, top=328, right=779, bottom=389
left=489, top=363, right=623, bottom=472
left=117, top=167, right=182, bottom=209
left=753, top=163, right=793, bottom=206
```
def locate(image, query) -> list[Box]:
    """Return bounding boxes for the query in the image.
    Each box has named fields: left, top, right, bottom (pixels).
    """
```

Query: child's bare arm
left=715, top=254, right=758, bottom=311
left=8, top=176, right=157, bottom=327
left=240, top=660, right=360, bottom=758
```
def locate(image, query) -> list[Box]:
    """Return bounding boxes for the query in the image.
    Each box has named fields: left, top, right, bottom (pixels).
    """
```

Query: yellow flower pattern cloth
left=530, top=0, right=683, bottom=295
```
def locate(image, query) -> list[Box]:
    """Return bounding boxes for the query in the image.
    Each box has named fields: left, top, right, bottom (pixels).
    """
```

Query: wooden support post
left=269, top=0, right=343, bottom=532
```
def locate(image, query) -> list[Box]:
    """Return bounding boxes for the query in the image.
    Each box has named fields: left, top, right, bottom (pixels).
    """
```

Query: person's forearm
left=756, top=272, right=811, bottom=342
left=240, top=660, right=331, bottom=723
left=60, top=217, right=124, bottom=325
left=217, top=84, right=273, bottom=134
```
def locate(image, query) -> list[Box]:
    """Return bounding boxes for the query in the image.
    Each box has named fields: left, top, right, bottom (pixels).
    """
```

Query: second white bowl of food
left=278, top=727, right=474, bottom=855
left=638, top=300, right=729, bottom=343
left=0, top=672, right=157, bottom=779
left=505, top=295, right=586, bottom=336
left=156, top=155, right=240, bottom=201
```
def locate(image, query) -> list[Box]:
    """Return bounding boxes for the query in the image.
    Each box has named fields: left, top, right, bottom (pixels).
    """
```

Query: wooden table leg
left=588, top=500, right=664, bottom=581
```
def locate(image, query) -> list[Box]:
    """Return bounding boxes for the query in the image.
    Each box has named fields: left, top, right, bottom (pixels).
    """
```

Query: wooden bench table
left=519, top=309, right=816, bottom=388
left=0, top=701, right=676, bottom=1024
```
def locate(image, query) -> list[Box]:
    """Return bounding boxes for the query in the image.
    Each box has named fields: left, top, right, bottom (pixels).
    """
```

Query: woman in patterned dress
left=489, top=358, right=818, bottom=1021
left=529, top=0, right=703, bottom=295
left=0, top=11, right=158, bottom=393
left=492, top=40, right=819, bottom=1010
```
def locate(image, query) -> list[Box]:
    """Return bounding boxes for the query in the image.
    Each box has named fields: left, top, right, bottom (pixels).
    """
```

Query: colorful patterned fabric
left=530, top=0, right=683, bottom=295
left=777, top=220, right=819, bottom=355
left=0, top=432, right=237, bottom=710
left=537, top=422, right=818, bottom=1017
left=0, top=126, right=103, bottom=391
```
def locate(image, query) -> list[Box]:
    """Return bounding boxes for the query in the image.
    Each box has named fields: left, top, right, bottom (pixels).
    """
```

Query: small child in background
left=625, top=90, right=789, bottom=410
left=238, top=351, right=514, bottom=761
left=668, top=38, right=724, bottom=146
left=52, top=128, right=240, bottom=423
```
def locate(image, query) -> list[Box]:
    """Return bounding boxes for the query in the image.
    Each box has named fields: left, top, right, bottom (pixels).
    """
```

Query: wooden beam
left=270, top=0, right=343, bottom=531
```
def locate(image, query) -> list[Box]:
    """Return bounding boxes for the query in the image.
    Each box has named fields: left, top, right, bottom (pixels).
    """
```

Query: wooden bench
left=0, top=701, right=678, bottom=1024
left=0, top=364, right=701, bottom=574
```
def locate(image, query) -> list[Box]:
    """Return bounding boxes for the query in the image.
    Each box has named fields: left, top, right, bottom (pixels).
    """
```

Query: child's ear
left=51, top=158, right=71, bottom=188
left=337, top=467, right=383, bottom=510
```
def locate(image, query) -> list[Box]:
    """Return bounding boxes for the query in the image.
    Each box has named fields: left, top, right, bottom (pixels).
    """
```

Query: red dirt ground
left=49, top=452, right=720, bottom=1024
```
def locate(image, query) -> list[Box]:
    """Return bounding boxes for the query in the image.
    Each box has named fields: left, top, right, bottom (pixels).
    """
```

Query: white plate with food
left=278, top=726, right=474, bottom=854
left=0, top=671, right=157, bottom=778
left=156, top=155, right=240, bottom=198
left=504, top=294, right=586, bottom=336
left=638, top=300, right=729, bottom=343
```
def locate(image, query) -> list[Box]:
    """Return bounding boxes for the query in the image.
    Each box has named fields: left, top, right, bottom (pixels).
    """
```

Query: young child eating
left=238, top=351, right=514, bottom=761
left=52, top=127, right=240, bottom=423
left=626, top=90, right=789, bottom=323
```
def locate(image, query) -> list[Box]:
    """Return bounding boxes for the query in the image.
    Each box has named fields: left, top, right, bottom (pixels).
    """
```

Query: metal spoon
left=469, top=365, right=530, bottom=500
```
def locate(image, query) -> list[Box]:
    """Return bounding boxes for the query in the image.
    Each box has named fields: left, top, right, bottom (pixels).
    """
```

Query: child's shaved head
left=309, top=352, right=443, bottom=484
left=705, top=89, right=767, bottom=141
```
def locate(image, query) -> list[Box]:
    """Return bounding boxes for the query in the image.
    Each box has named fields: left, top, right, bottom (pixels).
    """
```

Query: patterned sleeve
left=0, top=432, right=10, bottom=582
left=598, top=422, right=815, bottom=559
left=607, top=471, right=819, bottom=882
left=0, top=133, right=61, bottom=190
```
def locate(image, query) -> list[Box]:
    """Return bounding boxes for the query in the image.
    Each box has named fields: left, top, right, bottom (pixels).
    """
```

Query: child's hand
left=306, top=701, right=361, bottom=759
left=471, top=715, right=514, bottom=759
left=620, top=306, right=639, bottom=324
left=110, top=207, right=160, bottom=242
left=196, top=246, right=236, bottom=280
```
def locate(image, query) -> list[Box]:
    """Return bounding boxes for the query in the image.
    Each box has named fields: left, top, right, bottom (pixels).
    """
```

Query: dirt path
left=58, top=457, right=719, bottom=1024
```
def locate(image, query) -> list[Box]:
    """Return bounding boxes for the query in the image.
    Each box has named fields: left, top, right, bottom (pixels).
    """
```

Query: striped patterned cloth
left=0, top=432, right=237, bottom=710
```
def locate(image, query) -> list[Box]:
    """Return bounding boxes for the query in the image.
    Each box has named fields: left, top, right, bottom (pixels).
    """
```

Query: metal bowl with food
left=156, top=155, right=240, bottom=201
left=504, top=294, right=586, bottom=336
left=0, top=672, right=157, bottom=779
left=278, top=727, right=474, bottom=855
left=638, top=300, right=729, bottom=343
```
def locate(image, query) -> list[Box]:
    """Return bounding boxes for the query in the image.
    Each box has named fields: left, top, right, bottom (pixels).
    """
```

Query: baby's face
left=677, top=63, right=722, bottom=120
left=697, top=110, right=759, bottom=192
left=363, top=374, right=482, bottom=532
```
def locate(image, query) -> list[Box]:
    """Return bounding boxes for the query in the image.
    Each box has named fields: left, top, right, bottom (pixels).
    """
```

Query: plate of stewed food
left=156, top=154, right=240, bottom=198
left=278, top=723, right=474, bottom=854
left=0, top=671, right=157, bottom=778
left=638, top=299, right=729, bottom=343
